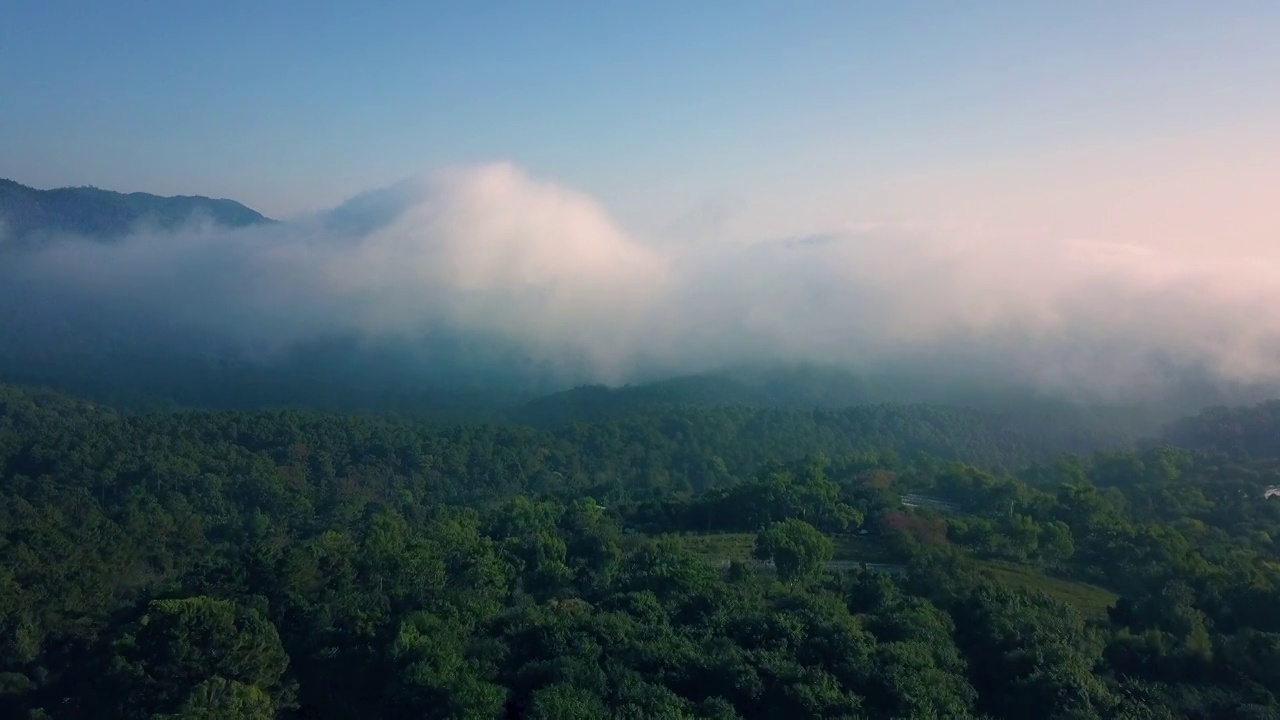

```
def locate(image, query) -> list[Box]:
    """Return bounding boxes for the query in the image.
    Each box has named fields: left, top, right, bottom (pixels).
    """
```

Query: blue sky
left=2, top=1, right=1277, bottom=229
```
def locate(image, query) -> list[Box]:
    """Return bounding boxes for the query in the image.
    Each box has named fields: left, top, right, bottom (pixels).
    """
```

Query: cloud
left=2, top=161, right=1280, bottom=401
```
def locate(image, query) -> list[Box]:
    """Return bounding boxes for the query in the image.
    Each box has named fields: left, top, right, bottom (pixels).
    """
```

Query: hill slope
left=510, top=364, right=1167, bottom=456
left=1161, top=400, right=1280, bottom=458
left=0, top=177, right=272, bottom=246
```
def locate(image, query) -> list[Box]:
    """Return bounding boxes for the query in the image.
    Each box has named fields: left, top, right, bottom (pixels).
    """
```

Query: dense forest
left=3, top=381, right=1280, bottom=719
left=1163, top=401, right=1280, bottom=459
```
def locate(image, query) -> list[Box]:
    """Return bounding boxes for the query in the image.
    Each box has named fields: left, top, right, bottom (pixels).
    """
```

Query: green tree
left=389, top=612, right=507, bottom=720
left=1039, top=520, right=1076, bottom=564
left=753, top=519, right=834, bottom=584
left=156, top=678, right=275, bottom=720
left=528, top=683, right=608, bottom=720
left=107, top=596, right=292, bottom=719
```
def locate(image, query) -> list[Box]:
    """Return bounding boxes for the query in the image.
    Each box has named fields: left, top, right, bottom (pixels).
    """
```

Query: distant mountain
left=0, top=178, right=272, bottom=246
left=519, top=363, right=1096, bottom=415
left=509, top=365, right=873, bottom=426
left=506, top=363, right=1184, bottom=455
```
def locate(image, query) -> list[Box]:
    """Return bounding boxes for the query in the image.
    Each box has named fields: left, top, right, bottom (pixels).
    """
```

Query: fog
left=3, top=162, right=1280, bottom=405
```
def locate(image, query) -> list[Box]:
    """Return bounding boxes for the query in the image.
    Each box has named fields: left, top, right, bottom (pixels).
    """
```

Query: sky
left=2, top=1, right=1280, bottom=398
left=2, top=2, right=1277, bottom=225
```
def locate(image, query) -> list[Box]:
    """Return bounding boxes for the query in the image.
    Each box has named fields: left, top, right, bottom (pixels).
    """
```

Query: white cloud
left=3, top=161, right=1280, bottom=399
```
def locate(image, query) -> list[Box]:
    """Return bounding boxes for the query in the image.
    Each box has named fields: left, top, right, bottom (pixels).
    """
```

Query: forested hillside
left=514, top=388, right=1152, bottom=465
left=3, top=382, right=1280, bottom=719
left=1162, top=400, right=1280, bottom=459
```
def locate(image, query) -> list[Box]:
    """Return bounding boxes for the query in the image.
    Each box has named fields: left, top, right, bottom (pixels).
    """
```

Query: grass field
left=652, top=531, right=1118, bottom=619
left=655, top=531, right=897, bottom=564
left=658, top=532, right=756, bottom=563
left=972, top=559, right=1118, bottom=619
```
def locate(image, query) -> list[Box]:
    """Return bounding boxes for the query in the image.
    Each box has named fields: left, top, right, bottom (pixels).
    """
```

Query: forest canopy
left=2, top=381, right=1280, bottom=719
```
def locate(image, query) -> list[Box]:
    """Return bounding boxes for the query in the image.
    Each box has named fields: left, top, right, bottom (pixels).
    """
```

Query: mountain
left=0, top=177, right=272, bottom=246
left=516, top=363, right=1153, bottom=424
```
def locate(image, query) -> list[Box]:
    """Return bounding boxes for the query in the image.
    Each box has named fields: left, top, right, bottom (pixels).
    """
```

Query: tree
left=528, top=683, right=608, bottom=720
left=388, top=613, right=507, bottom=720
left=156, top=678, right=276, bottom=720
left=1039, top=520, right=1075, bottom=564
left=1005, top=513, right=1041, bottom=560
left=753, top=519, right=834, bottom=584
left=106, top=596, right=292, bottom=719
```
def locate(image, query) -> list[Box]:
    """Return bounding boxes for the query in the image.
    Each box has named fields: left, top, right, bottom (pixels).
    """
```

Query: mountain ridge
left=0, top=177, right=273, bottom=246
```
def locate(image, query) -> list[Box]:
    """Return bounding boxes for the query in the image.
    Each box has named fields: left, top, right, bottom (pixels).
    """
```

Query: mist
left=3, top=161, right=1279, bottom=407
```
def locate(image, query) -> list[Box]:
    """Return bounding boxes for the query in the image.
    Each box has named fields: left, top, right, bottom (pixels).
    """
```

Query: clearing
left=651, top=531, right=1117, bottom=618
